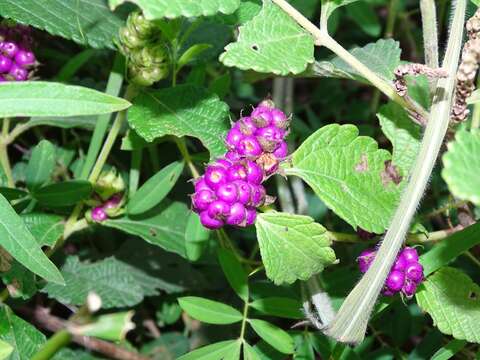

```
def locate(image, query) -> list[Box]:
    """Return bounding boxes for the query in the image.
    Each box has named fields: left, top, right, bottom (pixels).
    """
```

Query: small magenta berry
left=200, top=211, right=224, bottom=229
left=402, top=280, right=418, bottom=297
left=14, top=50, right=35, bottom=68
left=233, top=180, right=252, bottom=205
left=273, top=141, right=289, bottom=159
left=250, top=184, right=266, bottom=207
left=92, top=207, right=108, bottom=222
left=104, top=195, right=122, bottom=210
left=226, top=202, right=246, bottom=226
left=251, top=106, right=272, bottom=127
left=0, top=55, right=12, bottom=73
left=1, top=41, right=19, bottom=58
left=194, top=178, right=210, bottom=192
left=405, top=262, right=424, bottom=282
left=271, top=108, right=289, bottom=129
left=216, top=183, right=238, bottom=204
left=225, top=150, right=241, bottom=162
left=245, top=207, right=257, bottom=226
left=385, top=270, right=405, bottom=292
left=236, top=117, right=257, bottom=135
left=192, top=189, right=215, bottom=211
left=215, top=158, right=232, bottom=169
left=226, top=127, right=243, bottom=148
left=227, top=164, right=247, bottom=182
left=358, top=249, right=376, bottom=273
left=392, top=255, right=407, bottom=271
left=8, top=64, right=28, bottom=81
left=238, top=135, right=263, bottom=157
left=207, top=200, right=231, bottom=219
left=401, top=247, right=419, bottom=263
left=204, top=166, right=228, bottom=190
left=245, top=160, right=263, bottom=184
left=255, top=125, right=285, bottom=144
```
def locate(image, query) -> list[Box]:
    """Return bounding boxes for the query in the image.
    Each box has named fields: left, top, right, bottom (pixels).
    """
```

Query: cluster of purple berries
left=192, top=100, right=290, bottom=229
left=0, top=23, right=36, bottom=82
left=358, top=247, right=424, bottom=298
left=91, top=195, right=122, bottom=222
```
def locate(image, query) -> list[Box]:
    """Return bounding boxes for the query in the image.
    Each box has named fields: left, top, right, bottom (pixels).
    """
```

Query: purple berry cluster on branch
left=0, top=23, right=36, bottom=82
left=358, top=247, right=424, bottom=298
left=192, top=100, right=291, bottom=229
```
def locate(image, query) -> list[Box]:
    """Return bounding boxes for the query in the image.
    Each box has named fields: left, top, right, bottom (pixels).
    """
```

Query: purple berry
left=200, top=211, right=224, bottom=229
left=226, top=127, right=243, bottom=148
left=401, top=247, right=419, bottom=263
left=238, top=135, right=263, bottom=157
left=402, top=280, right=418, bottom=297
left=92, top=206, right=107, bottom=222
left=250, top=184, right=266, bottom=207
left=233, top=180, right=252, bottom=204
left=192, top=189, right=215, bottom=211
left=226, top=202, right=246, bottom=226
left=104, top=195, right=121, bottom=210
left=194, top=178, right=211, bottom=192
left=392, top=255, right=407, bottom=271
left=271, top=109, right=289, bottom=129
left=225, top=151, right=241, bottom=162
left=245, top=160, right=263, bottom=184
left=358, top=249, right=376, bottom=273
left=216, top=183, right=238, bottom=204
left=215, top=158, right=232, bottom=169
left=204, top=166, right=228, bottom=190
left=227, top=164, right=247, bottom=182
left=9, top=63, right=28, bottom=81
left=273, top=141, right=289, bottom=159
left=251, top=106, right=272, bottom=127
left=405, top=262, right=424, bottom=282
left=14, top=50, right=35, bottom=68
left=207, top=200, right=231, bottom=219
left=0, top=55, right=12, bottom=73
left=255, top=125, right=285, bottom=144
left=235, top=117, right=257, bottom=135
left=1, top=41, right=19, bottom=58
left=245, top=207, right=257, bottom=226
left=386, top=270, right=405, bottom=292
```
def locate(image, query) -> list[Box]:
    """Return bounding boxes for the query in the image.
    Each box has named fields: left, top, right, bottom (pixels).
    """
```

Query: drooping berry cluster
left=192, top=101, right=290, bottom=229
left=0, top=23, right=36, bottom=82
left=358, top=247, right=424, bottom=298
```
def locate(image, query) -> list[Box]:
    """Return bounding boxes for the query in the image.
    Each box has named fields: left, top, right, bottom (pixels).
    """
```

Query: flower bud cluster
left=358, top=247, right=424, bottom=298
left=192, top=101, right=290, bottom=229
left=0, top=22, right=36, bottom=82
left=118, top=11, right=169, bottom=86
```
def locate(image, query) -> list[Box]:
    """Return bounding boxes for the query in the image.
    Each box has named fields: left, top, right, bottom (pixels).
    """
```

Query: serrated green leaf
left=0, top=82, right=130, bottom=118
left=0, top=194, right=63, bottom=284
left=104, top=201, right=188, bottom=258
left=110, top=0, right=240, bottom=19
left=0, top=0, right=123, bottom=49
left=286, top=124, right=401, bottom=233
left=128, top=161, right=184, bottom=215
left=178, top=296, right=243, bottom=324
left=220, top=0, right=314, bottom=75
left=42, top=256, right=162, bottom=308
left=249, top=319, right=294, bottom=354
left=0, top=339, right=13, bottom=360
left=177, top=340, right=239, bottom=360
left=0, top=305, right=46, bottom=360
left=420, top=222, right=480, bottom=276
left=321, top=0, right=359, bottom=21
left=377, top=102, right=422, bottom=175
left=34, top=180, right=92, bottom=207
left=128, top=85, right=229, bottom=160
left=217, top=248, right=249, bottom=301
left=1, top=260, right=37, bottom=300
left=185, top=212, right=210, bottom=261
left=416, top=267, right=480, bottom=343
left=250, top=297, right=303, bottom=319
left=442, top=129, right=480, bottom=205
left=308, top=39, right=401, bottom=82
left=22, top=213, right=64, bottom=248
left=25, top=140, right=56, bottom=191
left=255, top=212, right=336, bottom=285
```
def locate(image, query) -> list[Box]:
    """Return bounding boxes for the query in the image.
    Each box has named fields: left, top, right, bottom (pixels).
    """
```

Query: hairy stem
left=420, top=0, right=439, bottom=69
left=175, top=137, right=200, bottom=179
left=31, top=330, right=71, bottom=360
left=325, top=0, right=466, bottom=344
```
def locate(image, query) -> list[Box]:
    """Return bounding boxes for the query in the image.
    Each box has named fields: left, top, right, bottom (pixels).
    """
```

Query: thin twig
left=420, top=0, right=440, bottom=69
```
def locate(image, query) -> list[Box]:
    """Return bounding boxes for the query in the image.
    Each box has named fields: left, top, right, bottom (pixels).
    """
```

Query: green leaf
left=220, top=0, right=315, bottom=75
left=0, top=305, right=46, bottom=360
left=128, top=85, right=229, bottom=160
left=1, top=260, right=37, bottom=300
left=22, top=213, right=64, bottom=248
left=377, top=102, right=422, bottom=175
left=250, top=297, right=303, bottom=319
left=177, top=340, right=239, bottom=360
left=224, top=341, right=241, bottom=360
left=34, top=180, right=92, bottom=207
left=243, top=342, right=262, bottom=360
left=0, top=82, right=131, bottom=118
left=142, top=332, right=189, bottom=359
left=185, top=212, right=210, bottom=261
left=0, top=188, right=28, bottom=202
left=430, top=339, right=467, bottom=360
left=25, top=140, right=56, bottom=191
left=177, top=44, right=213, bottom=72
left=0, top=0, right=123, bottom=49
left=52, top=349, right=104, bottom=360
left=72, top=311, right=134, bottom=341
left=0, top=194, right=63, bottom=284
left=217, top=248, right=249, bottom=301
left=321, top=0, right=360, bottom=22
left=255, top=212, right=336, bottom=285
left=128, top=161, right=185, bottom=215
left=110, top=0, right=241, bottom=19
left=0, top=339, right=13, bottom=360
left=346, top=2, right=381, bottom=37
left=286, top=124, right=401, bottom=233
left=442, top=129, right=480, bottom=205
left=104, top=201, right=189, bottom=258
left=416, top=267, right=480, bottom=343
left=420, top=222, right=480, bottom=276
left=42, top=256, right=163, bottom=308
left=178, top=296, right=243, bottom=324
left=19, top=116, right=97, bottom=131
left=249, top=319, right=294, bottom=354
left=308, top=39, right=401, bottom=82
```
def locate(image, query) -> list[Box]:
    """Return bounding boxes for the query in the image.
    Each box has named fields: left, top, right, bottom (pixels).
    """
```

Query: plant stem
left=385, top=0, right=399, bottom=38
left=175, top=137, right=200, bottom=179
left=270, top=0, right=427, bottom=120
left=239, top=301, right=250, bottom=340
left=0, top=119, right=14, bottom=187
left=472, top=78, right=480, bottom=130
left=31, top=330, right=72, bottom=360
left=129, top=149, right=142, bottom=198
left=420, top=0, right=439, bottom=69
left=464, top=251, right=480, bottom=268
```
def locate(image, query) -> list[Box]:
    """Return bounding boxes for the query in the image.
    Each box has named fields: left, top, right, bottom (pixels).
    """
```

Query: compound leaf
left=249, top=319, right=294, bottom=354
left=178, top=296, right=243, bottom=324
